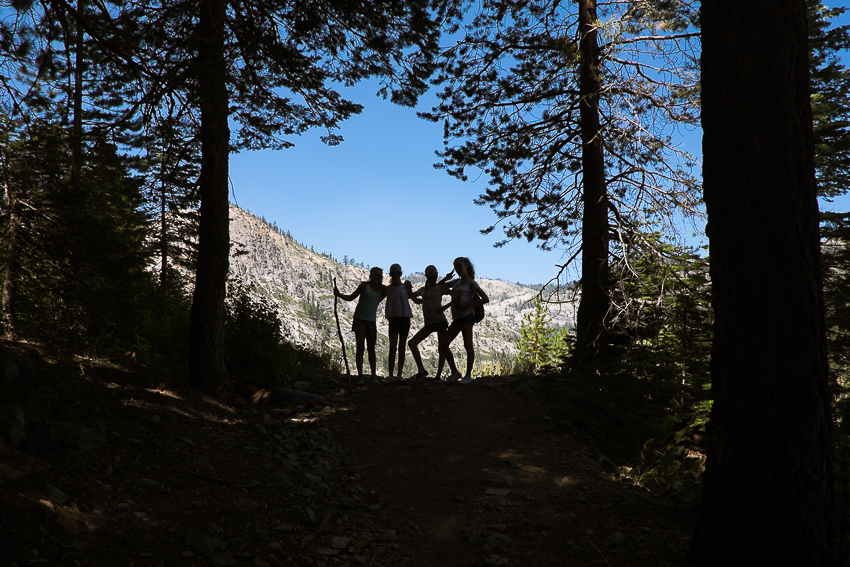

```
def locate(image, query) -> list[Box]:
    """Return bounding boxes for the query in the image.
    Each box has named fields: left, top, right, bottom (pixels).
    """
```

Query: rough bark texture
left=575, top=0, right=610, bottom=362
left=188, top=0, right=231, bottom=397
left=690, top=0, right=832, bottom=564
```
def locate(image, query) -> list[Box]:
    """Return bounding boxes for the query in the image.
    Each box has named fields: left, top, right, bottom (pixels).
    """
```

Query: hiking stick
left=333, top=277, right=351, bottom=386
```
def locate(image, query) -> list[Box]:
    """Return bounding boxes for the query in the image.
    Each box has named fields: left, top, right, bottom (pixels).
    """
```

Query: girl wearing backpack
left=442, top=257, right=489, bottom=384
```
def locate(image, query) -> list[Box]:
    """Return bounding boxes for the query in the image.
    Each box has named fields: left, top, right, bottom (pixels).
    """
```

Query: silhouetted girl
left=383, top=263, right=414, bottom=383
left=334, top=267, right=386, bottom=384
left=442, top=257, right=489, bottom=383
left=408, top=265, right=454, bottom=381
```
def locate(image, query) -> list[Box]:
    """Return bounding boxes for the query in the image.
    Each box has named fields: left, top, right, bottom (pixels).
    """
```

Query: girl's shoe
left=446, top=372, right=462, bottom=384
left=459, top=376, right=473, bottom=384
left=371, top=375, right=381, bottom=385
left=355, top=376, right=365, bottom=385
left=413, top=370, right=429, bottom=380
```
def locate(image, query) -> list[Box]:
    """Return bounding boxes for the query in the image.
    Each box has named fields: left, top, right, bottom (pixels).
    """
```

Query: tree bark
left=159, top=171, right=169, bottom=289
left=689, top=0, right=832, bottom=565
left=188, top=0, right=231, bottom=397
left=71, top=0, right=85, bottom=189
left=575, top=0, right=609, bottom=362
left=1, top=152, right=17, bottom=340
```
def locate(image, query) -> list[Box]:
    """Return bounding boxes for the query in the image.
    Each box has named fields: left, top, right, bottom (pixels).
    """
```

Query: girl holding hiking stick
left=334, top=267, right=386, bottom=385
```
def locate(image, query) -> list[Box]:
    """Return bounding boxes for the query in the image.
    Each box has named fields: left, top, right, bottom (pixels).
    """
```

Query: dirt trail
left=0, top=348, right=694, bottom=567
left=331, top=377, right=694, bottom=566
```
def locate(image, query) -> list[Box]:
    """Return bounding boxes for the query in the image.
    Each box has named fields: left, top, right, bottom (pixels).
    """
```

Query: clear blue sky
left=229, top=81, right=580, bottom=286
left=229, top=7, right=850, bottom=286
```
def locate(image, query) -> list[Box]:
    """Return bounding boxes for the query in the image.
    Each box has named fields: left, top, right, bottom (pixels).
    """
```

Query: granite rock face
left=227, top=205, right=576, bottom=362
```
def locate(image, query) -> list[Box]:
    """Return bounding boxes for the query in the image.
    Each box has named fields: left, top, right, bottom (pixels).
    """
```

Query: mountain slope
left=228, top=205, right=576, bottom=373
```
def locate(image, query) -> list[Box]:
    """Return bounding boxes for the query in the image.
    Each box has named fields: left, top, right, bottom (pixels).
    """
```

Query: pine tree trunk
left=575, top=0, right=609, bottom=363
left=1, top=170, right=17, bottom=340
left=71, top=0, right=84, bottom=188
left=690, top=0, right=832, bottom=564
left=188, top=0, right=231, bottom=398
left=159, top=174, right=168, bottom=288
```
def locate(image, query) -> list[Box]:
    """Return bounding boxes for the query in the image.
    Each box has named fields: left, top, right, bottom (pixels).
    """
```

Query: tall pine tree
left=120, top=0, right=451, bottom=395
left=424, top=0, right=701, bottom=362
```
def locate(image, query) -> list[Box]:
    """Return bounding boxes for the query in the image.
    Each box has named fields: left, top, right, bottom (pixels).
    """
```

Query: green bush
left=225, top=278, right=338, bottom=385
left=129, top=285, right=192, bottom=376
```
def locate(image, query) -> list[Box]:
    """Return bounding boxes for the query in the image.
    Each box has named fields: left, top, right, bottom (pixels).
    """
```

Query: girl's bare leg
left=365, top=331, right=377, bottom=377
left=408, top=328, right=431, bottom=375
left=461, top=323, right=475, bottom=377
left=388, top=333, right=398, bottom=378
left=436, top=329, right=448, bottom=379
left=397, top=332, right=409, bottom=377
left=354, top=330, right=366, bottom=376
left=443, top=325, right=461, bottom=376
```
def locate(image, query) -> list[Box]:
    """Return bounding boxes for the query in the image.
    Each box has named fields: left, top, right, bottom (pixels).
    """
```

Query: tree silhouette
left=425, top=0, right=700, bottom=362
left=689, top=0, right=831, bottom=563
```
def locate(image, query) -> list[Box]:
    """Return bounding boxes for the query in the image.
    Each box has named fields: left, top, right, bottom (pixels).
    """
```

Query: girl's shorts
left=424, top=321, right=449, bottom=332
left=449, top=314, right=476, bottom=328
left=352, top=318, right=377, bottom=334
left=388, top=316, right=411, bottom=335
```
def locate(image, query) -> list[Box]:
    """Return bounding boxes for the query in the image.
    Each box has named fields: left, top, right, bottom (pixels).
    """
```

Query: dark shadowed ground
left=0, top=343, right=694, bottom=566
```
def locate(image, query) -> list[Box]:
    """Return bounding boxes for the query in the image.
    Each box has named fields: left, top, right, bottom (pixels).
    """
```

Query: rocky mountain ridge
left=228, top=205, right=576, bottom=371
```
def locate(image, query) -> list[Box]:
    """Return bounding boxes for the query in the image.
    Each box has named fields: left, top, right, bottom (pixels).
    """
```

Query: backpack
left=472, top=288, right=485, bottom=323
